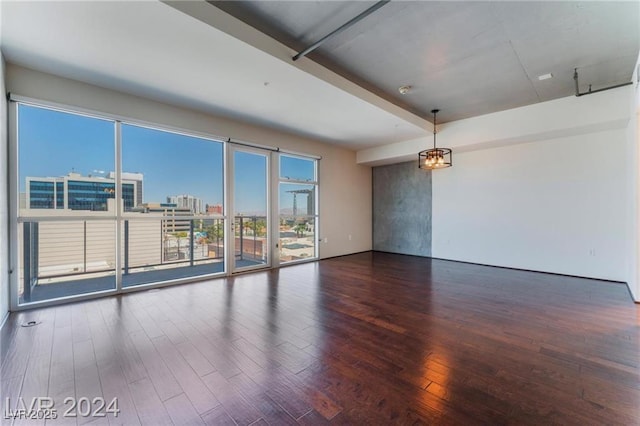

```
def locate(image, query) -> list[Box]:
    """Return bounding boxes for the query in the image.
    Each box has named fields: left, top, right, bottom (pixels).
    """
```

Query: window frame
left=277, top=153, right=320, bottom=265
left=8, top=94, right=321, bottom=311
left=9, top=96, right=230, bottom=310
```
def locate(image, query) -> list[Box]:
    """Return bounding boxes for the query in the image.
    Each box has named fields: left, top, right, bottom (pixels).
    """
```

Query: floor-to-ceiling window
left=11, top=99, right=319, bottom=308
left=278, top=154, right=319, bottom=263
left=16, top=104, right=117, bottom=304
left=120, top=123, right=225, bottom=287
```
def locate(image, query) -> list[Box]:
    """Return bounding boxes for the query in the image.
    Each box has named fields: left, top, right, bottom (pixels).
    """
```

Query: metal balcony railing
left=20, top=216, right=270, bottom=301
left=21, top=218, right=224, bottom=300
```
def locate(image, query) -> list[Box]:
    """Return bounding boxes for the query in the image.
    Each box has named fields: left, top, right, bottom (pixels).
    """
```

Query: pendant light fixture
left=418, top=109, right=452, bottom=170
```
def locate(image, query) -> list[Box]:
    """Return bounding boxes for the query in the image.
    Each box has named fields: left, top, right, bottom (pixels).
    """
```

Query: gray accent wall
left=373, top=161, right=432, bottom=256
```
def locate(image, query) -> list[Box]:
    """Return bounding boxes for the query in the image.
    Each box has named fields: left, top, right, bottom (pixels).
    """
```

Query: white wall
left=359, top=86, right=635, bottom=291
left=432, top=129, right=627, bottom=281
left=5, top=64, right=372, bottom=265
left=358, top=87, right=631, bottom=166
left=0, top=52, right=9, bottom=325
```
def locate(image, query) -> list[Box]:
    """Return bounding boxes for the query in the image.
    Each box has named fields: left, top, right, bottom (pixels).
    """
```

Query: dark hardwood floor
left=1, top=252, right=639, bottom=425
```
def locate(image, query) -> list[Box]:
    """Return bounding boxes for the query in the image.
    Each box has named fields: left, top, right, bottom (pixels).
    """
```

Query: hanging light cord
left=431, top=109, right=440, bottom=150
left=432, top=110, right=437, bottom=149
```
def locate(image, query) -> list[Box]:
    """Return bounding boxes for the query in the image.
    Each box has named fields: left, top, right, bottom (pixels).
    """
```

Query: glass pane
left=234, top=151, right=268, bottom=269
left=279, top=183, right=315, bottom=216
left=279, top=216, right=316, bottom=262
left=121, top=124, right=225, bottom=285
left=121, top=218, right=225, bottom=287
left=19, top=220, right=116, bottom=305
left=18, top=104, right=116, bottom=216
left=121, top=124, right=224, bottom=215
left=280, top=155, right=315, bottom=182
left=234, top=215, right=268, bottom=266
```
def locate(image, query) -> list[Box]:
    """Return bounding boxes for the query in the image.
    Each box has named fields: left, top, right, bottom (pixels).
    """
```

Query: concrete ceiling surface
left=0, top=1, right=427, bottom=149
left=214, top=1, right=640, bottom=123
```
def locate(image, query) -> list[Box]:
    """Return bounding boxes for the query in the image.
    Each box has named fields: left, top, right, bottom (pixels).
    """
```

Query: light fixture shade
left=418, top=108, right=452, bottom=170
left=418, top=147, right=452, bottom=169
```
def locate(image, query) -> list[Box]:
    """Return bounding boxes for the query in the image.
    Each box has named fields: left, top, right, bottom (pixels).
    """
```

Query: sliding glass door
left=228, top=145, right=271, bottom=273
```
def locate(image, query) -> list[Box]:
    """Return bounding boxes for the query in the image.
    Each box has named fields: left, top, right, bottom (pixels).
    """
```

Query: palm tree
left=294, top=223, right=307, bottom=238
left=243, top=219, right=254, bottom=237
left=255, top=219, right=267, bottom=237
left=205, top=222, right=224, bottom=242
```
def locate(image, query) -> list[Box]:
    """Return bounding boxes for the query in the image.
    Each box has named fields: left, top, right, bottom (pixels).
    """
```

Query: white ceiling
left=1, top=1, right=638, bottom=150
left=0, top=1, right=427, bottom=150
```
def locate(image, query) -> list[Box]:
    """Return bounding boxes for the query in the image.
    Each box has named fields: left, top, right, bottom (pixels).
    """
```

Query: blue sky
left=233, top=151, right=266, bottom=214
left=18, top=104, right=114, bottom=185
left=122, top=123, right=224, bottom=207
left=18, top=104, right=315, bottom=215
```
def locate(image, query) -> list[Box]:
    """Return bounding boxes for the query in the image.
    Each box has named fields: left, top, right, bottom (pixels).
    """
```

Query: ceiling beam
left=163, top=0, right=432, bottom=134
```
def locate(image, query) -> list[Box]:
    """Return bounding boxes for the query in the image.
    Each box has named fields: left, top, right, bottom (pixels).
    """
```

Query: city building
left=134, top=202, right=192, bottom=233
left=206, top=203, right=223, bottom=216
left=109, top=171, right=144, bottom=207
left=286, top=188, right=314, bottom=216
left=24, top=171, right=142, bottom=212
left=167, top=194, right=204, bottom=214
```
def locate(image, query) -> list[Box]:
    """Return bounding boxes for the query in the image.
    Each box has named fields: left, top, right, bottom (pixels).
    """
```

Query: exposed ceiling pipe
left=573, top=68, right=632, bottom=97
left=292, top=0, right=390, bottom=61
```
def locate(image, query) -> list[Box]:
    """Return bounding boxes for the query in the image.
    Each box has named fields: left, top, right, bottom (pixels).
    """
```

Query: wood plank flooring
left=1, top=252, right=639, bottom=425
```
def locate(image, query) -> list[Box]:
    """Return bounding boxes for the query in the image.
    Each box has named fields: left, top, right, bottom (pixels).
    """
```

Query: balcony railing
left=234, top=215, right=267, bottom=263
left=20, top=217, right=232, bottom=302
left=19, top=215, right=310, bottom=303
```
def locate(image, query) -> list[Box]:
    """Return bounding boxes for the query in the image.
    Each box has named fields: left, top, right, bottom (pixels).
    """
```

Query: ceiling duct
left=573, top=68, right=632, bottom=97
left=292, top=1, right=390, bottom=61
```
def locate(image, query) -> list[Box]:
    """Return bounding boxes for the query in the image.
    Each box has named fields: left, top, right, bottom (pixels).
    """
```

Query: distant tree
left=204, top=222, right=224, bottom=242
left=244, top=220, right=254, bottom=236
left=294, top=223, right=307, bottom=238
left=255, top=219, right=267, bottom=237
left=171, top=231, right=188, bottom=260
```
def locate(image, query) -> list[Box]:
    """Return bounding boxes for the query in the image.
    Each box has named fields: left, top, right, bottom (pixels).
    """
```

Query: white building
left=167, top=194, right=204, bottom=215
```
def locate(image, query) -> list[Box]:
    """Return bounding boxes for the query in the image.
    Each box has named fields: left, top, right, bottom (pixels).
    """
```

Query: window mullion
left=115, top=121, right=123, bottom=292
